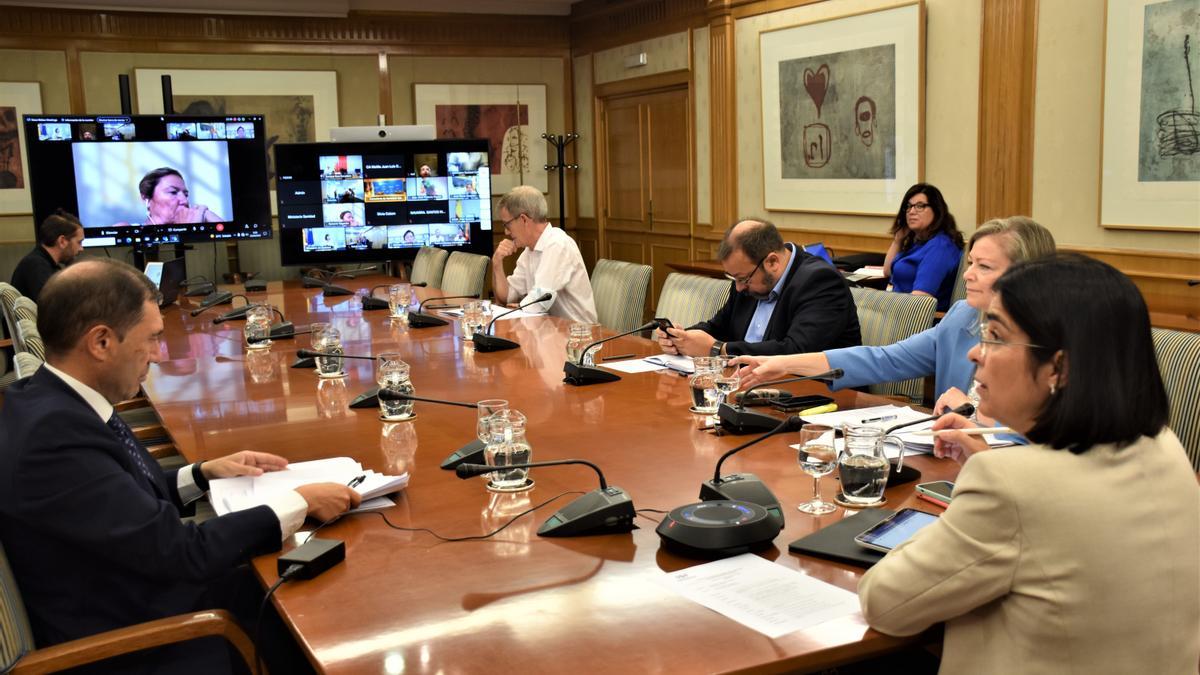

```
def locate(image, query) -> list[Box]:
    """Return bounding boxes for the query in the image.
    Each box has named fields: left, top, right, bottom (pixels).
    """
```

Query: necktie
left=106, top=413, right=158, bottom=487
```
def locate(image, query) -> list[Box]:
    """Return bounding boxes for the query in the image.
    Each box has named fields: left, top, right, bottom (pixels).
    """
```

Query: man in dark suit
left=10, top=209, right=85, bottom=301
left=657, top=219, right=860, bottom=357
left=0, top=258, right=360, bottom=674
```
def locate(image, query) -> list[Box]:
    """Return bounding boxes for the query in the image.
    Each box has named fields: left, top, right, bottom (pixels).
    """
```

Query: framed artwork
left=0, top=82, right=43, bottom=215
left=1100, top=0, right=1200, bottom=231
left=759, top=2, right=923, bottom=215
left=414, top=84, right=547, bottom=194
left=134, top=68, right=339, bottom=196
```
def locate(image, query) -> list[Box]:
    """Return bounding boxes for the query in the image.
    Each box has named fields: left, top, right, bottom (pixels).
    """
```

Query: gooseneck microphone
left=563, top=321, right=658, bottom=386
left=189, top=290, right=235, bottom=316
left=699, top=415, right=803, bottom=529
left=181, top=276, right=216, bottom=297
left=455, top=459, right=635, bottom=537
left=375, top=391, right=490, bottom=467
left=880, top=401, right=978, bottom=487
left=295, top=349, right=377, bottom=361
left=884, top=402, right=975, bottom=435
left=361, top=284, right=393, bottom=311
left=249, top=327, right=310, bottom=344
left=210, top=295, right=253, bottom=323
left=716, top=370, right=844, bottom=434
left=377, top=390, right=479, bottom=409
left=409, top=294, right=481, bottom=328
left=322, top=266, right=379, bottom=297
left=473, top=293, right=552, bottom=352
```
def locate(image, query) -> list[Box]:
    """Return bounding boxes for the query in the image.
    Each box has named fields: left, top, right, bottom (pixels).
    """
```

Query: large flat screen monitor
left=23, top=114, right=271, bottom=248
left=274, top=139, right=492, bottom=266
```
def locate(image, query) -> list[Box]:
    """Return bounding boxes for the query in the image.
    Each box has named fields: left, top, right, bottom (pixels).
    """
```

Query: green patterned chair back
left=0, top=539, right=36, bottom=672
left=14, top=351, right=42, bottom=380
left=949, top=249, right=970, bottom=307
left=15, top=318, right=45, bottom=362
left=12, top=296, right=36, bottom=324
left=656, top=273, right=732, bottom=330
left=850, top=287, right=938, bottom=403
left=440, top=252, right=490, bottom=297
left=410, top=246, right=450, bottom=288
left=590, top=259, right=652, bottom=333
left=1151, top=328, right=1200, bottom=471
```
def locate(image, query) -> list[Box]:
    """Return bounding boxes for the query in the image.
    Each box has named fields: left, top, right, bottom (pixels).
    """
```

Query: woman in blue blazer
left=733, top=216, right=1055, bottom=408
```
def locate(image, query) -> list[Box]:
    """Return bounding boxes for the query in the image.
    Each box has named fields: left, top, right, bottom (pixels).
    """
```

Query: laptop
left=144, top=257, right=185, bottom=307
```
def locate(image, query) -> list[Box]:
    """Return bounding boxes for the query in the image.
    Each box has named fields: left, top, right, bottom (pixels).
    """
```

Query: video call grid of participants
left=290, top=151, right=489, bottom=253
left=33, top=117, right=258, bottom=143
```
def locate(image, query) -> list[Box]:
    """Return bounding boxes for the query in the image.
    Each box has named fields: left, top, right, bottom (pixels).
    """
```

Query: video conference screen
left=22, top=114, right=271, bottom=248
left=274, top=138, right=492, bottom=266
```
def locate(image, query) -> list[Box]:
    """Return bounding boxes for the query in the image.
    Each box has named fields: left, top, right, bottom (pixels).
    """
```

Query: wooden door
left=597, top=85, right=693, bottom=309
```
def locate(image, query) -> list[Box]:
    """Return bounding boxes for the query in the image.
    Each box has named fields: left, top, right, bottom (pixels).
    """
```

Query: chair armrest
left=12, top=609, right=261, bottom=674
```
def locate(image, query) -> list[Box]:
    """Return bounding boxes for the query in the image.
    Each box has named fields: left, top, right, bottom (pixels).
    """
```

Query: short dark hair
left=138, top=167, right=182, bottom=200
left=38, top=258, right=157, bottom=359
left=995, top=254, right=1168, bottom=453
left=37, top=209, right=82, bottom=247
left=890, top=183, right=964, bottom=251
left=718, top=219, right=786, bottom=262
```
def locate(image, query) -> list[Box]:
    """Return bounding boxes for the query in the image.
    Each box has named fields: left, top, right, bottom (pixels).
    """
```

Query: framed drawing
left=414, top=84, right=547, bottom=194
left=0, top=82, right=43, bottom=215
left=1100, top=0, right=1200, bottom=231
left=759, top=2, right=923, bottom=215
left=134, top=68, right=339, bottom=194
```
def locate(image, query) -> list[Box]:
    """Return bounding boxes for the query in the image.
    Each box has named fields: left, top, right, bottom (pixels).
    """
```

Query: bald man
left=657, top=218, right=860, bottom=357
left=0, top=259, right=359, bottom=674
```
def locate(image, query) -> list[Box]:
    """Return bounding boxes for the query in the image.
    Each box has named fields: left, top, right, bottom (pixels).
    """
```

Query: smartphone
left=769, top=394, right=834, bottom=412
left=915, top=480, right=955, bottom=503
left=854, top=508, right=939, bottom=553
left=654, top=317, right=674, bottom=333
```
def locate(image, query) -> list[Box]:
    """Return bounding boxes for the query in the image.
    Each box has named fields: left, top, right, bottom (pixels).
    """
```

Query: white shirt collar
left=43, top=362, right=114, bottom=423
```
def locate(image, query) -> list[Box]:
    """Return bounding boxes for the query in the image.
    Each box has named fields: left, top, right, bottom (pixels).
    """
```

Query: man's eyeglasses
left=903, top=202, right=931, bottom=213
left=724, top=255, right=767, bottom=286
left=502, top=214, right=524, bottom=230
left=977, top=321, right=1045, bottom=357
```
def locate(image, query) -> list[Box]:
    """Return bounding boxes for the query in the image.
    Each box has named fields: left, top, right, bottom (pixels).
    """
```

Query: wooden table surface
left=142, top=278, right=956, bottom=674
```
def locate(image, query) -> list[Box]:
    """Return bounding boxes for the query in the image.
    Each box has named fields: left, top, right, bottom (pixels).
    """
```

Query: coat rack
left=542, top=133, right=579, bottom=229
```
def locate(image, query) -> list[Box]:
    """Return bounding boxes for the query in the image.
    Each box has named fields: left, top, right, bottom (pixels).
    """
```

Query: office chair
left=849, top=287, right=938, bottom=404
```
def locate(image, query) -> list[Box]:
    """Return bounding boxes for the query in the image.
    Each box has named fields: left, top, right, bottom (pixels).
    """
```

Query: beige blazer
left=858, top=430, right=1200, bottom=675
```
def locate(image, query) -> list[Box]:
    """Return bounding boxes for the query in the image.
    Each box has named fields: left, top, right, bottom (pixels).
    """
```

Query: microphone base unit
left=291, top=355, right=316, bottom=369
left=699, top=473, right=784, bottom=529
left=268, top=322, right=295, bottom=340
left=302, top=276, right=327, bottom=288
left=537, top=486, right=636, bottom=537
left=184, top=282, right=216, bottom=297
left=203, top=290, right=234, bottom=307
left=887, top=461, right=921, bottom=487
left=244, top=279, right=267, bottom=293
left=361, top=296, right=390, bottom=311
left=473, top=333, right=520, bottom=352
left=323, top=284, right=354, bottom=297
left=440, top=439, right=487, bottom=470
left=349, top=386, right=380, bottom=409
left=408, top=312, right=449, bottom=328
left=656, top=500, right=781, bottom=559
left=716, top=403, right=783, bottom=435
left=562, top=361, right=620, bottom=386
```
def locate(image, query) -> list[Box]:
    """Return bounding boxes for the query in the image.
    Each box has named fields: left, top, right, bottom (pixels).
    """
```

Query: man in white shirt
left=491, top=185, right=597, bottom=324
left=0, top=258, right=359, bottom=674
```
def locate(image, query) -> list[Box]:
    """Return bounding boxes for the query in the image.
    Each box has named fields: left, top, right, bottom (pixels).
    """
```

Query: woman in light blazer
left=858, top=255, right=1200, bottom=674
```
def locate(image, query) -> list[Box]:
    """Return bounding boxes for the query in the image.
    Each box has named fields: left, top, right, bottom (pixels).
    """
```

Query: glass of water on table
left=796, top=423, right=837, bottom=515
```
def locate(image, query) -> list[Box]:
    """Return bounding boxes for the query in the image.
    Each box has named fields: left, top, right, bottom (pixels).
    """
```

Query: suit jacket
left=826, top=299, right=978, bottom=399
left=9, top=245, right=60, bottom=302
left=858, top=430, right=1200, bottom=675
left=690, top=250, right=861, bottom=356
left=0, top=368, right=282, bottom=673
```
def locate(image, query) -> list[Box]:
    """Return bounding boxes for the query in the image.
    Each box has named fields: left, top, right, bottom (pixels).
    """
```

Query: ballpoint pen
left=347, top=474, right=366, bottom=489
left=861, top=414, right=898, bottom=423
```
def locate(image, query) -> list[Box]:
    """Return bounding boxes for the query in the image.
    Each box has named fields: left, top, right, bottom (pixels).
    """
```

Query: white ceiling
left=2, top=0, right=580, bottom=17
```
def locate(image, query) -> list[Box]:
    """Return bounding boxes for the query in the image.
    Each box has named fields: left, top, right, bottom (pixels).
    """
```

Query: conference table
left=142, top=277, right=958, bottom=674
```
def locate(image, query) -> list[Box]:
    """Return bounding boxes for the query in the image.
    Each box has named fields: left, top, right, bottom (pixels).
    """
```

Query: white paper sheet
left=209, top=458, right=408, bottom=516
left=599, top=358, right=667, bottom=374
left=800, top=404, right=927, bottom=429
left=656, top=554, right=861, bottom=639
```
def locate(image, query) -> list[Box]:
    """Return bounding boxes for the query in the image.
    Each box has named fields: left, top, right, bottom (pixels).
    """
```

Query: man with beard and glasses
left=656, top=219, right=860, bottom=357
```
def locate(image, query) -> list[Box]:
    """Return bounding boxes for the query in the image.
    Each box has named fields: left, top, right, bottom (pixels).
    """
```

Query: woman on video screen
left=139, top=167, right=224, bottom=225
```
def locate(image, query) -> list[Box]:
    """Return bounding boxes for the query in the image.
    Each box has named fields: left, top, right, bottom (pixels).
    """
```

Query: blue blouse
left=890, top=231, right=962, bottom=311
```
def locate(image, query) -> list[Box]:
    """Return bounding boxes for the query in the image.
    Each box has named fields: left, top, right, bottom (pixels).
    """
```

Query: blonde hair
left=969, top=216, right=1056, bottom=263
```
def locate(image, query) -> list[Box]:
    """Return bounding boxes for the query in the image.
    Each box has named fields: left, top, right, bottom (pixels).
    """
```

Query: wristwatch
left=710, top=340, right=726, bottom=357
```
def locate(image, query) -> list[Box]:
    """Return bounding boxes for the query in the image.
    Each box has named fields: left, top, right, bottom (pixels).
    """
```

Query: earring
left=1049, top=381, right=1057, bottom=396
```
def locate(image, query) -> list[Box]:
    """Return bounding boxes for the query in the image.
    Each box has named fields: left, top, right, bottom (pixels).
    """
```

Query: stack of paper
left=209, top=457, right=409, bottom=516
left=643, top=353, right=695, bottom=374
left=796, top=404, right=1015, bottom=458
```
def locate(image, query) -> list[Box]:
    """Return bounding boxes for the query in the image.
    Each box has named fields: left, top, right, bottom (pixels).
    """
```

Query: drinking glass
left=388, top=283, right=413, bottom=321
left=838, top=425, right=902, bottom=506
left=688, top=356, right=721, bottom=414
left=461, top=300, right=485, bottom=338
left=566, top=323, right=598, bottom=365
left=796, top=423, right=837, bottom=515
left=476, top=399, right=509, bottom=444
left=376, top=353, right=414, bottom=420
left=243, top=304, right=273, bottom=349
left=484, top=409, right=533, bottom=492
left=712, top=359, right=740, bottom=408
left=314, top=327, right=345, bottom=378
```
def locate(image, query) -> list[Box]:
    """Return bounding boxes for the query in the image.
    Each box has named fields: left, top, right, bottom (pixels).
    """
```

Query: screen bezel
left=854, top=508, right=939, bottom=552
